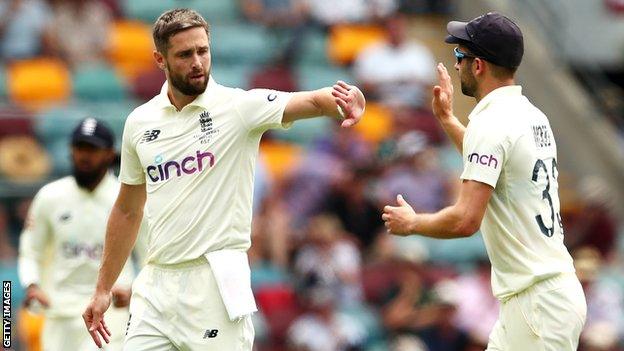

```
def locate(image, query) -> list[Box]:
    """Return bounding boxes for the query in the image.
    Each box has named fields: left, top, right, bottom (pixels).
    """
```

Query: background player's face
left=163, top=27, right=211, bottom=96
left=456, top=46, right=478, bottom=97
left=71, top=143, right=114, bottom=188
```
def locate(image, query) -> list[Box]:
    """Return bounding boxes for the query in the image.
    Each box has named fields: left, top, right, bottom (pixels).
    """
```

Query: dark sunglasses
left=454, top=47, right=480, bottom=63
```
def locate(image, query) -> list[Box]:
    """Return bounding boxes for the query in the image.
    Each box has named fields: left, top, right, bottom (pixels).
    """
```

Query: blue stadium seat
left=72, top=64, right=128, bottom=101
left=210, top=23, right=274, bottom=65
left=296, top=64, right=354, bottom=91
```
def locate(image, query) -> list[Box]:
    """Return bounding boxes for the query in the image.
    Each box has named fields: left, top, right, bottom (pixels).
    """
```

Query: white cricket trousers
left=42, top=306, right=129, bottom=351
left=486, top=273, right=586, bottom=351
left=123, top=257, right=254, bottom=351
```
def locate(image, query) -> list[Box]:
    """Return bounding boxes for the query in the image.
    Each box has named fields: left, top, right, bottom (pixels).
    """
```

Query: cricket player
left=382, top=12, right=586, bottom=350
left=82, top=8, right=366, bottom=350
left=18, top=118, right=146, bottom=350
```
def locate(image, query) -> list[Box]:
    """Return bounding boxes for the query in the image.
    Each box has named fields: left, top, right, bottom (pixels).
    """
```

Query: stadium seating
left=353, top=102, right=393, bottom=145
left=72, top=63, right=129, bottom=101
left=107, top=20, right=155, bottom=80
left=211, top=64, right=255, bottom=89
left=296, top=64, right=354, bottom=91
left=120, top=0, right=177, bottom=23
left=0, top=65, right=7, bottom=98
left=327, top=24, right=387, bottom=65
left=259, top=141, right=302, bottom=182
left=7, top=58, right=72, bottom=108
left=210, top=23, right=274, bottom=65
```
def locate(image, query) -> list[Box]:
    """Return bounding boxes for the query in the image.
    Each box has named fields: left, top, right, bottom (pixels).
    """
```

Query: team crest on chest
left=195, top=110, right=219, bottom=144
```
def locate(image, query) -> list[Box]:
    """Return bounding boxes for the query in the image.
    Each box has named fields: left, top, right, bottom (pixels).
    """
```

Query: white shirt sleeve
left=460, top=120, right=508, bottom=188
left=235, top=89, right=294, bottom=133
left=18, top=190, right=51, bottom=288
left=119, top=115, right=145, bottom=185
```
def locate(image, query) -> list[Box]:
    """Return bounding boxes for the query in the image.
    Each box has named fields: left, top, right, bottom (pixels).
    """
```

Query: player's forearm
left=410, top=205, right=478, bottom=239
left=439, top=116, right=465, bottom=153
left=95, top=205, right=143, bottom=293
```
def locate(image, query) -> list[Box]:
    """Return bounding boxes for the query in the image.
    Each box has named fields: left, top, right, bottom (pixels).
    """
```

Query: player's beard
left=168, top=65, right=210, bottom=96
left=72, top=162, right=110, bottom=190
left=460, top=63, right=478, bottom=97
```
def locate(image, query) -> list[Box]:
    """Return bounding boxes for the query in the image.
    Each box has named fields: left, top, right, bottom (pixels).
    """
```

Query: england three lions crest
left=196, top=110, right=219, bottom=144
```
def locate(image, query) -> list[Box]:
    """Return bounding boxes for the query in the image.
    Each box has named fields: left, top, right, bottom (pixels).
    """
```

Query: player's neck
left=167, top=87, right=198, bottom=111
left=475, top=78, right=516, bottom=102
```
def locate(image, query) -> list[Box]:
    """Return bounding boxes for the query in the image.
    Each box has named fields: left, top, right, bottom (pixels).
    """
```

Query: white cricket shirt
left=460, top=86, right=575, bottom=301
left=18, top=173, right=142, bottom=317
left=119, top=77, right=292, bottom=265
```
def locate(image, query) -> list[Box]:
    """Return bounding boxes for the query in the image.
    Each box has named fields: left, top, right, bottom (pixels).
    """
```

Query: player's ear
left=153, top=50, right=166, bottom=71
left=473, top=58, right=486, bottom=76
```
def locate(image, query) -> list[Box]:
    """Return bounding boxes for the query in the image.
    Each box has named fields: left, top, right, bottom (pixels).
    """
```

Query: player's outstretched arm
left=83, top=182, right=146, bottom=347
left=432, top=63, right=465, bottom=153
left=282, top=80, right=365, bottom=127
left=382, top=180, right=492, bottom=238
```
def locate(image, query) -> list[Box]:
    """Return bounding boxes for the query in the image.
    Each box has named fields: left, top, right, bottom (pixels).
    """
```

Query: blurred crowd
left=0, top=1, right=623, bottom=351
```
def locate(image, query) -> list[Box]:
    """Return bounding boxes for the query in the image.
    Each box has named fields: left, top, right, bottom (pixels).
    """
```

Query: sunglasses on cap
left=454, top=47, right=481, bottom=64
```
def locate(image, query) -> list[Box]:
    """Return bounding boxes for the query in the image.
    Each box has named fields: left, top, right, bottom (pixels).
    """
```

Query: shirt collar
left=468, top=85, right=522, bottom=120
left=154, top=75, right=219, bottom=111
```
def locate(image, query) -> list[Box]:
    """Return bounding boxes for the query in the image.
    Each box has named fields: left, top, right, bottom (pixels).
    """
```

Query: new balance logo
left=141, top=130, right=161, bottom=143
left=203, top=329, right=219, bottom=339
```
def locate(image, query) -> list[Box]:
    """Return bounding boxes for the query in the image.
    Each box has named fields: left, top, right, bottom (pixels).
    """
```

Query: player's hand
left=24, top=284, right=50, bottom=308
left=432, top=63, right=454, bottom=121
left=82, top=290, right=112, bottom=348
left=111, top=285, right=132, bottom=308
left=331, top=80, right=366, bottom=128
left=382, top=194, right=417, bottom=236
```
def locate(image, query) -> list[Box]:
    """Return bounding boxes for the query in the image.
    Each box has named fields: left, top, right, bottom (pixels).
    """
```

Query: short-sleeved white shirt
left=18, top=173, right=140, bottom=317
left=119, top=77, right=292, bottom=265
left=460, top=86, right=575, bottom=301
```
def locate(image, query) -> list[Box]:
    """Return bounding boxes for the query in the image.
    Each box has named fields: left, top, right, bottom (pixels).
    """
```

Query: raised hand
left=382, top=194, right=417, bottom=236
left=432, top=63, right=454, bottom=121
left=331, top=80, right=366, bottom=128
left=82, top=291, right=112, bottom=348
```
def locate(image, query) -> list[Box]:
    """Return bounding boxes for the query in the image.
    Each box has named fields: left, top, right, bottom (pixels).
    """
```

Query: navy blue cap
left=445, top=12, right=524, bottom=68
left=71, top=118, right=114, bottom=149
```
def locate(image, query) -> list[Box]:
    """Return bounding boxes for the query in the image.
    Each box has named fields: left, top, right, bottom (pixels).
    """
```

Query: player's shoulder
left=35, top=176, right=76, bottom=201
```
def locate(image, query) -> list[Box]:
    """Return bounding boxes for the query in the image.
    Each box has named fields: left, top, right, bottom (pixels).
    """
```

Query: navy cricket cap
left=71, top=117, right=114, bottom=149
left=445, top=12, right=524, bottom=68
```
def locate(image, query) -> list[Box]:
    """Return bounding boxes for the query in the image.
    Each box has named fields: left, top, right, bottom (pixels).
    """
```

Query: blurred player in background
left=382, top=12, right=586, bottom=351
left=18, top=118, right=146, bottom=350
left=82, top=8, right=365, bottom=351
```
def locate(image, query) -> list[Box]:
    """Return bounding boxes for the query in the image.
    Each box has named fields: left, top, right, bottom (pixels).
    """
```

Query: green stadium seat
left=210, top=23, right=273, bottom=65
left=0, top=65, right=7, bottom=98
left=270, top=118, right=331, bottom=147
left=72, top=64, right=128, bottom=101
left=298, top=29, right=330, bottom=66
left=121, top=0, right=175, bottom=23
left=296, top=64, right=354, bottom=91
left=211, top=64, right=254, bottom=89
left=122, top=0, right=240, bottom=24
left=188, top=0, right=240, bottom=23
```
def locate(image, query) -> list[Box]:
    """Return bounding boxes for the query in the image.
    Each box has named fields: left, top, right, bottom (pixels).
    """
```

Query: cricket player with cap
left=82, top=8, right=366, bottom=350
left=382, top=12, right=586, bottom=350
left=19, top=118, right=146, bottom=350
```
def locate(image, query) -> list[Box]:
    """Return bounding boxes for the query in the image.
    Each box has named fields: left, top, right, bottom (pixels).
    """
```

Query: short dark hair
left=153, top=8, right=210, bottom=53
